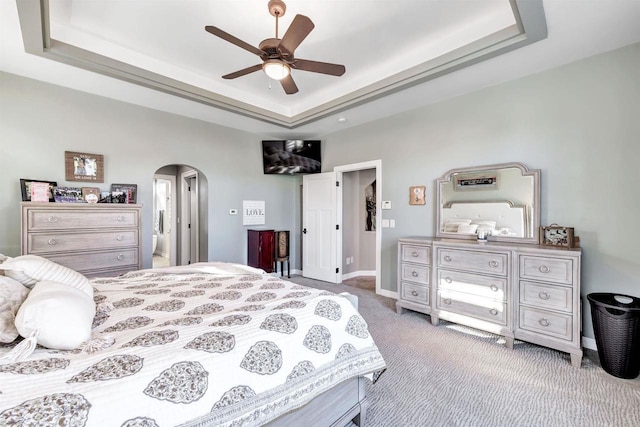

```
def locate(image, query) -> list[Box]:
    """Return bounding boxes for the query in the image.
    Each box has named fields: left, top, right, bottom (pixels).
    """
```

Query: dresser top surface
left=399, top=236, right=581, bottom=255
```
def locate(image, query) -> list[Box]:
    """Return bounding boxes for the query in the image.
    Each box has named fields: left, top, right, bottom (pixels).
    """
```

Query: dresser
left=396, top=237, right=432, bottom=315
left=396, top=237, right=582, bottom=367
left=21, top=202, right=142, bottom=278
left=247, top=229, right=275, bottom=273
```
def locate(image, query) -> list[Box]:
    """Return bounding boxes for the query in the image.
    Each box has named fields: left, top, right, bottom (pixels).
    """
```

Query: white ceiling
left=2, top=0, right=640, bottom=138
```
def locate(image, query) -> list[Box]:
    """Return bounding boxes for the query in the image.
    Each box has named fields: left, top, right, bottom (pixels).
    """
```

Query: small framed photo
left=65, top=151, right=104, bottom=183
left=540, top=224, right=575, bottom=248
left=111, top=184, right=137, bottom=204
left=82, top=187, right=101, bottom=204
left=454, top=171, right=499, bottom=191
left=53, top=186, right=84, bottom=203
left=20, top=179, right=58, bottom=202
left=409, top=186, right=426, bottom=205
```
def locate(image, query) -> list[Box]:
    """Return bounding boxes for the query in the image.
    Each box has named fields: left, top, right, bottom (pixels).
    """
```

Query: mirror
left=436, top=162, right=540, bottom=244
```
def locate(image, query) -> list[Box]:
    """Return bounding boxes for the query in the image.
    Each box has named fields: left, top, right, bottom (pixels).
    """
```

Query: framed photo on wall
left=409, top=186, right=426, bottom=205
left=65, top=151, right=104, bottom=183
left=20, top=179, right=57, bottom=202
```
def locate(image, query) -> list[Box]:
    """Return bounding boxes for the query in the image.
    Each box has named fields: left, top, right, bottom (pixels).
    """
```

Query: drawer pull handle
left=489, top=308, right=498, bottom=316
left=489, top=260, right=499, bottom=268
left=411, top=271, right=419, bottom=277
left=490, top=284, right=499, bottom=292
left=47, top=216, right=58, bottom=223
left=538, top=318, right=550, bottom=327
left=443, top=298, right=452, bottom=305
left=117, top=254, right=125, bottom=261
left=115, top=216, right=124, bottom=222
left=445, top=277, right=453, bottom=284
left=411, top=290, right=419, bottom=297
left=116, top=235, right=124, bottom=241
left=539, top=265, right=550, bottom=273
left=412, top=251, right=419, bottom=257
left=538, top=291, right=551, bottom=300
left=444, top=255, right=452, bottom=262
left=47, top=238, right=58, bottom=246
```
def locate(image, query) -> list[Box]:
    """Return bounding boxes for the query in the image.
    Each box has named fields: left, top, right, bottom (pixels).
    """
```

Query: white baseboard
left=342, top=270, right=376, bottom=280
left=582, top=336, right=597, bottom=351
left=378, top=289, right=398, bottom=299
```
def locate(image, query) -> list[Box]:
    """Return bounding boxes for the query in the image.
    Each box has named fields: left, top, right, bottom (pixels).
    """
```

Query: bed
left=0, top=261, right=386, bottom=426
left=441, top=200, right=530, bottom=237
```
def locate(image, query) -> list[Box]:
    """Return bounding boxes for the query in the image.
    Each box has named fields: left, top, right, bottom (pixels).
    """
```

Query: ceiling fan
left=205, top=0, right=345, bottom=95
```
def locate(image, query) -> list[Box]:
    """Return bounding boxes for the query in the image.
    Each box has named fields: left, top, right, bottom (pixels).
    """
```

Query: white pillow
left=14, top=280, right=95, bottom=350
left=0, top=255, right=92, bottom=298
left=0, top=276, right=30, bottom=343
left=457, top=224, right=479, bottom=234
left=443, top=219, right=472, bottom=232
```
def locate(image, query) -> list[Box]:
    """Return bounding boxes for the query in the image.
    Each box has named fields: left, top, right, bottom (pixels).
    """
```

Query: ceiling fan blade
left=291, top=59, right=345, bottom=76
left=222, top=64, right=263, bottom=79
left=278, top=15, right=314, bottom=57
left=280, top=74, right=299, bottom=95
left=205, top=26, right=265, bottom=59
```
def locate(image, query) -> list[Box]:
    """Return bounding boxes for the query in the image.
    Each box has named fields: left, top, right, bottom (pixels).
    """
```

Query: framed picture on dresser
left=20, top=179, right=57, bottom=202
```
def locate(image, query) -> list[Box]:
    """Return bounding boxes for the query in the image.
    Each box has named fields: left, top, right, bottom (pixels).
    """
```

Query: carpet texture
left=289, top=276, right=640, bottom=427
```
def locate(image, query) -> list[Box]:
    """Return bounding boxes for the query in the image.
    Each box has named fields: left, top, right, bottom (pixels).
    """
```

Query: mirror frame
left=436, top=162, right=541, bottom=245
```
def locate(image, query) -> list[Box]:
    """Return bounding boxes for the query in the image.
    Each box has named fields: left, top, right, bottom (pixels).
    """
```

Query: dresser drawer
left=401, top=244, right=430, bottom=265
left=400, top=282, right=429, bottom=305
left=519, top=306, right=572, bottom=341
left=519, top=281, right=572, bottom=313
left=437, top=248, right=508, bottom=276
left=401, top=263, right=430, bottom=285
left=27, top=230, right=139, bottom=253
left=437, top=290, right=507, bottom=325
left=519, top=256, right=573, bottom=285
left=438, top=270, right=507, bottom=301
left=47, top=249, right=138, bottom=272
left=27, top=209, right=139, bottom=231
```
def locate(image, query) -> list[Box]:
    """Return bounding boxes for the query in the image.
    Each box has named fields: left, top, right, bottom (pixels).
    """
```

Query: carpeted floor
left=289, top=275, right=640, bottom=427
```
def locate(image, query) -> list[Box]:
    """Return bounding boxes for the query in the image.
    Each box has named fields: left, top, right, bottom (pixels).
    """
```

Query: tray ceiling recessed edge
left=16, top=0, right=547, bottom=130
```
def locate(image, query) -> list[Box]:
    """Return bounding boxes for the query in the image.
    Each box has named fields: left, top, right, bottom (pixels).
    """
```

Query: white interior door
left=303, top=172, right=338, bottom=283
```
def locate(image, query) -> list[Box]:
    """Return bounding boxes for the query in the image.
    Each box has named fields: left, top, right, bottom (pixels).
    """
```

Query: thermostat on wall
left=382, top=201, right=392, bottom=210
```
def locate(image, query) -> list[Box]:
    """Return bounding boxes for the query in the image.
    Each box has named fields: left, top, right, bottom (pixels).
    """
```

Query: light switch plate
left=382, top=219, right=390, bottom=228
left=382, top=201, right=392, bottom=210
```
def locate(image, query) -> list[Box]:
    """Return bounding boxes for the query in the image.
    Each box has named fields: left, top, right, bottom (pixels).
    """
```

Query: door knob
left=302, top=228, right=307, bottom=234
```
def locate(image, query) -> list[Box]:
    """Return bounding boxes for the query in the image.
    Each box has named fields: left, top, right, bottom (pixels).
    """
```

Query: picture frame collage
left=19, top=151, right=138, bottom=204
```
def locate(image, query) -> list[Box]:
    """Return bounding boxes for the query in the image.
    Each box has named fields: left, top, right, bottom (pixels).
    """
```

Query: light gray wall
left=0, top=72, right=299, bottom=269
left=1, top=42, right=638, bottom=342
left=341, top=169, right=376, bottom=275
left=322, top=42, right=640, bottom=340
left=358, top=169, right=376, bottom=271
left=342, top=171, right=359, bottom=275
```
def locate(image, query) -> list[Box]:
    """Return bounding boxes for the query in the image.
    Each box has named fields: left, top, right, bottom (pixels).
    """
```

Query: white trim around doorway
left=334, top=160, right=395, bottom=299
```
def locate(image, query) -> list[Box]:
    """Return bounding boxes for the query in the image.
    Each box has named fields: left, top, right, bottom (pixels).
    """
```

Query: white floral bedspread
left=0, top=263, right=386, bottom=426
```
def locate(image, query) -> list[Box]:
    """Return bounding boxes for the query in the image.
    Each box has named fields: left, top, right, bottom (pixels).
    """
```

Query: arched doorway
left=152, top=164, right=208, bottom=268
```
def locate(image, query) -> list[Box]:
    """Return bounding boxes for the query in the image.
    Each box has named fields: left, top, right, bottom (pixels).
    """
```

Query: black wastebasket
left=587, top=293, right=640, bottom=379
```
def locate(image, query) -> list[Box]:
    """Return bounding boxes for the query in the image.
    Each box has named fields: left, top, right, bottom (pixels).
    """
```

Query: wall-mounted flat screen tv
left=262, top=140, right=322, bottom=175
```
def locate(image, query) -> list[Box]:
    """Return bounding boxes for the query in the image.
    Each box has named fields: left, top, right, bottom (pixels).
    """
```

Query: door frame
left=180, top=170, right=199, bottom=265
left=334, top=160, right=388, bottom=297
left=153, top=173, right=177, bottom=266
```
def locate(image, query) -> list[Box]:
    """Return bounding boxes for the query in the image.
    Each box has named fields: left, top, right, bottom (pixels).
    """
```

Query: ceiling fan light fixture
left=263, top=59, right=290, bottom=80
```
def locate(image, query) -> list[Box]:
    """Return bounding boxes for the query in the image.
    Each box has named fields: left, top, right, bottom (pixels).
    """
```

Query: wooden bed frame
left=267, top=376, right=368, bottom=426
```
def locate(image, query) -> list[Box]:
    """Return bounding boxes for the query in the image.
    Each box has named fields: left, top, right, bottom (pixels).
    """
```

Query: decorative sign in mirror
left=436, top=162, right=540, bottom=244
